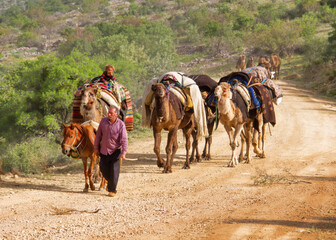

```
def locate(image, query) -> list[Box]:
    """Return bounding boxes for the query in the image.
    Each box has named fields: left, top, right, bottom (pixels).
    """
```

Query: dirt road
left=0, top=80, right=335, bottom=240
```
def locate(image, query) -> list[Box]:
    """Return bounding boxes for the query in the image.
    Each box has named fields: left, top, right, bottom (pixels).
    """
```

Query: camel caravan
left=61, top=65, right=134, bottom=192
left=237, top=53, right=281, bottom=80
left=61, top=60, right=283, bottom=191
left=141, top=67, right=282, bottom=171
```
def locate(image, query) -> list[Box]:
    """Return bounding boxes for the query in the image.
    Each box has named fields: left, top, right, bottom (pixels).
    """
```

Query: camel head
left=214, top=82, right=232, bottom=102
left=151, top=83, right=167, bottom=98
left=81, top=87, right=96, bottom=108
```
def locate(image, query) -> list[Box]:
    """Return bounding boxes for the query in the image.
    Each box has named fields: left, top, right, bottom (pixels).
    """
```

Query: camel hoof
left=227, top=162, right=234, bottom=168
left=83, top=188, right=89, bottom=193
left=157, top=162, right=164, bottom=168
left=182, top=164, right=190, bottom=169
left=90, top=185, right=95, bottom=191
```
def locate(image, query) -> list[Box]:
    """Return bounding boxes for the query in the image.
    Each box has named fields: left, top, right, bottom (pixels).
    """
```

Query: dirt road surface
left=1, top=80, right=335, bottom=240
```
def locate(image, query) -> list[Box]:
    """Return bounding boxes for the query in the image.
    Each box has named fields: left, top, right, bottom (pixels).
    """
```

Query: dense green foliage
left=0, top=0, right=335, bottom=174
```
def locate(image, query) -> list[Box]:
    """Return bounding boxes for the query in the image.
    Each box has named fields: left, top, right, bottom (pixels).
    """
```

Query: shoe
left=107, top=192, right=116, bottom=197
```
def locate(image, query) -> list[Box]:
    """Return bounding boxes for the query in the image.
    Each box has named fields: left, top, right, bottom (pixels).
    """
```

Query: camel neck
left=219, top=97, right=236, bottom=121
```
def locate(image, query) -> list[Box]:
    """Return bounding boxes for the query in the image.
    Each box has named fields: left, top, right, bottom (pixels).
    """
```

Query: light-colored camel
left=236, top=55, right=246, bottom=71
left=246, top=56, right=255, bottom=68
left=214, top=82, right=253, bottom=167
left=80, top=87, right=107, bottom=123
left=270, top=53, right=281, bottom=80
left=258, top=56, right=271, bottom=71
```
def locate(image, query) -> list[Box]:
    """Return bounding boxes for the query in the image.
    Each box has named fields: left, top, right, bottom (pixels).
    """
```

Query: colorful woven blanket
left=71, top=79, right=133, bottom=131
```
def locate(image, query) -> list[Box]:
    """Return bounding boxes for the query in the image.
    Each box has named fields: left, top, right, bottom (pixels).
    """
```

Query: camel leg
left=239, top=131, right=246, bottom=163
left=260, top=123, right=267, bottom=158
left=88, top=154, right=96, bottom=191
left=202, top=137, right=208, bottom=160
left=244, top=121, right=253, bottom=164
left=206, top=136, right=212, bottom=160
left=224, top=125, right=238, bottom=167
left=252, top=114, right=265, bottom=157
left=252, top=128, right=263, bottom=157
left=183, top=126, right=193, bottom=169
left=189, top=129, right=197, bottom=163
left=164, top=129, right=177, bottom=173
left=82, top=157, right=89, bottom=192
left=171, top=136, right=178, bottom=170
left=230, top=123, right=244, bottom=166
left=153, top=128, right=164, bottom=168
left=203, top=119, right=214, bottom=160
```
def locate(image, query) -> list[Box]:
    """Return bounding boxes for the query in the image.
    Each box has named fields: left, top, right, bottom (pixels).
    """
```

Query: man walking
left=94, top=106, right=128, bottom=197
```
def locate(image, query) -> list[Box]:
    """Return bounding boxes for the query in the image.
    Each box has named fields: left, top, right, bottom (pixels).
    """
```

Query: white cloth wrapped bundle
left=141, top=72, right=208, bottom=139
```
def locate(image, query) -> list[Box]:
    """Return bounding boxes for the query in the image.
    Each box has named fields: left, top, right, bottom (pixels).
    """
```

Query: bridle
left=62, top=126, right=88, bottom=159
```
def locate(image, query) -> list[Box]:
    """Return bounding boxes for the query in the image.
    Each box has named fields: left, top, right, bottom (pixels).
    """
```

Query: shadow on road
left=0, top=179, right=85, bottom=194
left=223, top=217, right=336, bottom=230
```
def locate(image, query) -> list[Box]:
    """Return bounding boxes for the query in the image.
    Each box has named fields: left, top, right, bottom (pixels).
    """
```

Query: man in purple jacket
left=94, top=106, right=128, bottom=197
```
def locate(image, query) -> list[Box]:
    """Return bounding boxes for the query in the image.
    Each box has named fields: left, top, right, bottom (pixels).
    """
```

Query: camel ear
left=70, top=122, right=75, bottom=129
left=151, top=84, right=157, bottom=91
left=62, top=123, right=68, bottom=128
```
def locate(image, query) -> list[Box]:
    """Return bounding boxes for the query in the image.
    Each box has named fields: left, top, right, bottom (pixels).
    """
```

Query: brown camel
left=187, top=74, right=218, bottom=161
left=236, top=55, right=246, bottom=71
left=258, top=56, right=271, bottom=71
left=214, top=82, right=254, bottom=167
left=246, top=56, right=255, bottom=68
left=270, top=53, right=281, bottom=80
left=151, top=83, right=195, bottom=173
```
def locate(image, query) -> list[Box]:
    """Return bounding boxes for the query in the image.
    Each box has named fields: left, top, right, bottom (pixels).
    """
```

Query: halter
left=63, top=127, right=88, bottom=159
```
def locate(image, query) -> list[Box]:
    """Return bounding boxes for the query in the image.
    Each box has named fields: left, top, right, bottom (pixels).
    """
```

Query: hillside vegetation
left=0, top=0, right=335, bottom=174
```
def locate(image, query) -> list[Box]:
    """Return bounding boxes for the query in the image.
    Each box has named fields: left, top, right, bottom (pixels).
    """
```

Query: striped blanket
left=71, top=80, right=133, bottom=131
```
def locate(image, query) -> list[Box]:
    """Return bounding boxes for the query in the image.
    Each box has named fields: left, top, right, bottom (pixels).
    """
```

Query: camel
left=214, top=82, right=254, bottom=167
left=188, top=74, right=218, bottom=161
left=151, top=83, right=195, bottom=173
left=246, top=56, right=255, bottom=68
left=61, top=123, right=107, bottom=192
left=80, top=87, right=111, bottom=123
left=258, top=56, right=271, bottom=71
left=236, top=55, right=246, bottom=71
left=270, top=53, right=281, bottom=80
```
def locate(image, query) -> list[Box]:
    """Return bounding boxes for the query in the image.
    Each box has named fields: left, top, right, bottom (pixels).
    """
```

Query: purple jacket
left=94, top=117, right=128, bottom=156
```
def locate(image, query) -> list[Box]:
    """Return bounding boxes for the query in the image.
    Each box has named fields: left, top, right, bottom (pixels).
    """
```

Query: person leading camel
left=94, top=106, right=128, bottom=197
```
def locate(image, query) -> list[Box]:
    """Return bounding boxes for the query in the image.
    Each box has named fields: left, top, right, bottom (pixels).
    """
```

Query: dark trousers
left=99, top=149, right=121, bottom=193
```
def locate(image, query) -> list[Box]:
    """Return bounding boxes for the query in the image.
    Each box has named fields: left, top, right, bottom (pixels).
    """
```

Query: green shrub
left=295, top=12, right=318, bottom=40
left=17, top=31, right=40, bottom=47
left=1, top=137, right=68, bottom=174
left=233, top=13, right=254, bottom=31
left=303, top=36, right=328, bottom=64
left=203, top=20, right=223, bottom=37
